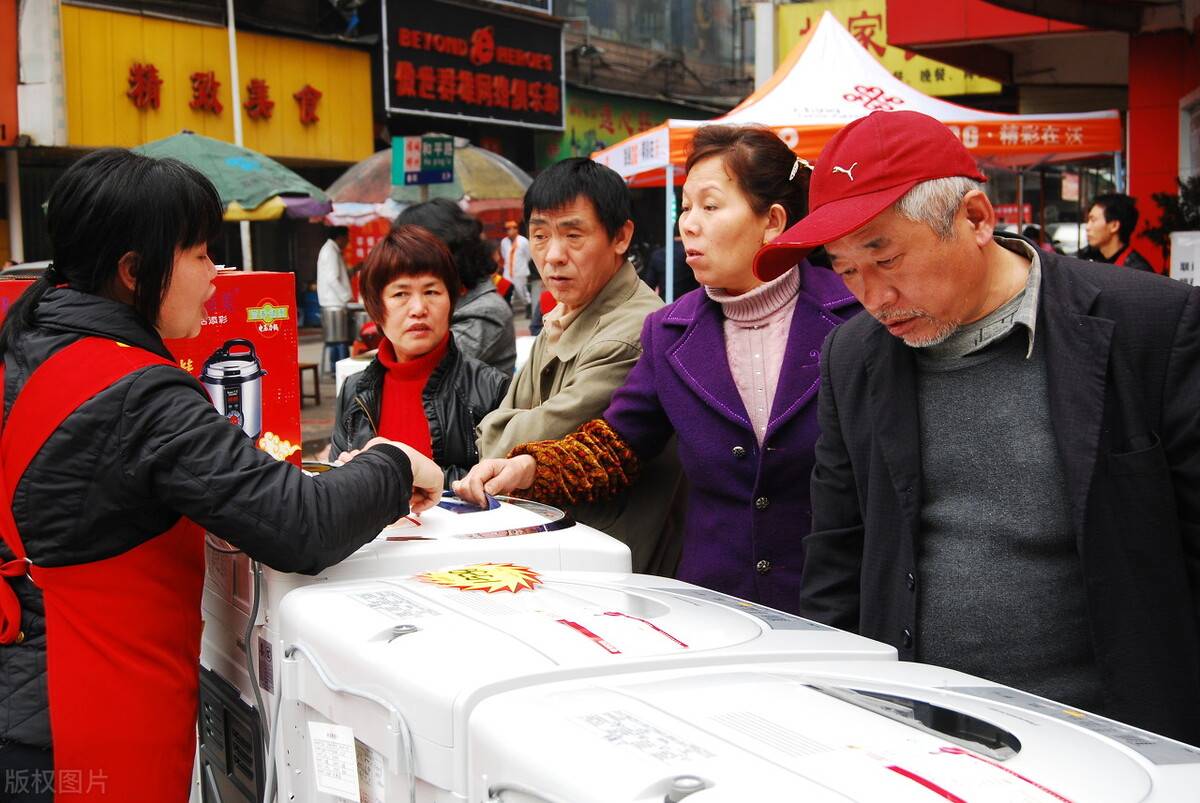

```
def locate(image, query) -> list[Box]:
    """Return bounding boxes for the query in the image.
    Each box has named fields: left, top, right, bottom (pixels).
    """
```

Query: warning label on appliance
left=650, top=587, right=833, bottom=631
left=951, top=686, right=1200, bottom=765
left=578, top=709, right=716, bottom=764
left=356, top=739, right=386, bottom=803
left=352, top=589, right=441, bottom=620
left=307, top=721, right=360, bottom=801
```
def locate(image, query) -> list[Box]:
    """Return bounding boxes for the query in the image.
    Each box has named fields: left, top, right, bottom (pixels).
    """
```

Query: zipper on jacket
left=354, top=395, right=379, bottom=437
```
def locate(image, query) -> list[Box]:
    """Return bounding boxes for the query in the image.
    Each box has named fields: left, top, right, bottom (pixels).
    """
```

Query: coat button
left=754, top=496, right=770, bottom=510
left=906, top=572, right=916, bottom=591
left=902, top=628, right=913, bottom=649
left=732, top=446, right=747, bottom=458
left=756, top=559, right=771, bottom=575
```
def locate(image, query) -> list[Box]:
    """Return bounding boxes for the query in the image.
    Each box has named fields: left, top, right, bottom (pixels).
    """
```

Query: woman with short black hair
left=0, top=148, right=441, bottom=801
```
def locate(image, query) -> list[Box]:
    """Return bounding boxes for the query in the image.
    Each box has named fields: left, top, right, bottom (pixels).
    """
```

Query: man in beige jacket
left=473, top=158, right=685, bottom=573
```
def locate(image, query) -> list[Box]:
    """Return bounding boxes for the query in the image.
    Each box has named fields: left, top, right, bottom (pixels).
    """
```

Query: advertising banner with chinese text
left=536, top=88, right=699, bottom=169
left=382, top=0, right=564, bottom=130
left=60, top=4, right=373, bottom=162
left=777, top=0, right=1002, bottom=96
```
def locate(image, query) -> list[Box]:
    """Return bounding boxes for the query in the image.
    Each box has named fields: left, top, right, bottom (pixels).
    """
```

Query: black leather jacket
left=331, top=339, right=510, bottom=487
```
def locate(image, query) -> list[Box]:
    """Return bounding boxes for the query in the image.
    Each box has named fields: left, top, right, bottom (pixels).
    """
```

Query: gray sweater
left=914, top=325, right=1104, bottom=712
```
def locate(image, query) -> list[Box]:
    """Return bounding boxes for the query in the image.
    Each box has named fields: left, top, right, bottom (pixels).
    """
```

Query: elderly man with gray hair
left=754, top=110, right=1200, bottom=746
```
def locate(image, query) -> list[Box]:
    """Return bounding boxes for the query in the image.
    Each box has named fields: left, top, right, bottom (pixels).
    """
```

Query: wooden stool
left=299, top=362, right=320, bottom=406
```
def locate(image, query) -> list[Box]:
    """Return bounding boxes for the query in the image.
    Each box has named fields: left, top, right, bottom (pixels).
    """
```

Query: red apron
left=0, top=337, right=204, bottom=801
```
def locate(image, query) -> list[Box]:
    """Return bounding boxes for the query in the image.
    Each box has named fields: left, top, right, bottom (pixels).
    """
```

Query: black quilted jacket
left=0, top=288, right=414, bottom=749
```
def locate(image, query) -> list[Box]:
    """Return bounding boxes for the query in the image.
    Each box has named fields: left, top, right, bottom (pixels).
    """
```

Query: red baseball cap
left=753, top=110, right=987, bottom=282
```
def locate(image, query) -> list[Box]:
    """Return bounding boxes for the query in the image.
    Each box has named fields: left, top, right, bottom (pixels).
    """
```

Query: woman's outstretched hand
left=343, top=437, right=444, bottom=514
left=452, top=455, right=536, bottom=507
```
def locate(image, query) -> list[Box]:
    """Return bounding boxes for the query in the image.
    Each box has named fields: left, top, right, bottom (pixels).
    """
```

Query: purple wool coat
left=603, top=261, right=860, bottom=613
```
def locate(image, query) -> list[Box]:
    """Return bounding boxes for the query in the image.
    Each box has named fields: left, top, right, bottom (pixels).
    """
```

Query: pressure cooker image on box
left=202, top=339, right=267, bottom=439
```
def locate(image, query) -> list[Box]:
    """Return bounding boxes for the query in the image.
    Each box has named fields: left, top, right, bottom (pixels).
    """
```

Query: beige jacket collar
left=551, top=260, right=642, bottom=362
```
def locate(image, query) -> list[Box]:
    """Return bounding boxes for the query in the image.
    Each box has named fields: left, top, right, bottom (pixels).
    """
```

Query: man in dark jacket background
left=754, top=110, right=1200, bottom=746
left=1077, top=192, right=1154, bottom=271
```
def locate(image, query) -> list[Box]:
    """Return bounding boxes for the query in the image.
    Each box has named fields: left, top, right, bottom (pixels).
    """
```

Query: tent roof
left=593, top=11, right=1122, bottom=187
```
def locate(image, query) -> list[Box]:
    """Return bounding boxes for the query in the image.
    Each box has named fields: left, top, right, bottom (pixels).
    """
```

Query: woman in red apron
left=0, top=149, right=442, bottom=801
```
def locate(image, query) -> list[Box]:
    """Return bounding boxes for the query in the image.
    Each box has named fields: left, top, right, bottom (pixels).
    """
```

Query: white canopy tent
left=592, top=12, right=1123, bottom=299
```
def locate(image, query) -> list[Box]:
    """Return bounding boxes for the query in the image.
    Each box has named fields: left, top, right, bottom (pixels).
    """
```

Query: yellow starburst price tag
left=417, top=563, right=542, bottom=593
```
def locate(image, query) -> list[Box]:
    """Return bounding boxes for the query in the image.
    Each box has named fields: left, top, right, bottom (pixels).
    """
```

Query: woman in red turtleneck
left=330, top=225, right=511, bottom=487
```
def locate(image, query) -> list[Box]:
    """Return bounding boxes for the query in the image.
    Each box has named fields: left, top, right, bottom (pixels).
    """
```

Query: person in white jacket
left=317, top=226, right=354, bottom=363
left=499, top=219, right=531, bottom=311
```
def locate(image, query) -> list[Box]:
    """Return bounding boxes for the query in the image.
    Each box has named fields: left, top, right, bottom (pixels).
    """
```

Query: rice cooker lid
left=201, top=356, right=264, bottom=384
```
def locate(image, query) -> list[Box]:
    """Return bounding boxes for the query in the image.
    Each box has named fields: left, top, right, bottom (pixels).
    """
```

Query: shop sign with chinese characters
left=535, top=87, right=696, bottom=169
left=382, top=0, right=564, bottom=130
left=777, top=0, right=1003, bottom=96
left=125, top=62, right=322, bottom=127
left=394, top=135, right=455, bottom=186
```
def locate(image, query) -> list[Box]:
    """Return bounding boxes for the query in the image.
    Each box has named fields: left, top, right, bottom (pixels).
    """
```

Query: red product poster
left=165, top=271, right=302, bottom=466
left=0, top=272, right=300, bottom=466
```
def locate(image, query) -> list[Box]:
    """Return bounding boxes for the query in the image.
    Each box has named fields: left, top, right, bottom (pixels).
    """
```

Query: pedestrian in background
left=499, top=218, right=531, bottom=311
left=317, top=225, right=355, bottom=363
left=1077, top=192, right=1153, bottom=270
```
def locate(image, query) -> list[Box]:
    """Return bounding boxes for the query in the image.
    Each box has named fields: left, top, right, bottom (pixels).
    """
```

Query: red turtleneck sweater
left=375, top=334, right=449, bottom=458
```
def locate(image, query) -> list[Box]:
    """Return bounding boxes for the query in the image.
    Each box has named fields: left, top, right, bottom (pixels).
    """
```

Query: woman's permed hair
left=359, top=224, right=463, bottom=324
left=0, top=148, right=223, bottom=353
left=685, top=125, right=809, bottom=228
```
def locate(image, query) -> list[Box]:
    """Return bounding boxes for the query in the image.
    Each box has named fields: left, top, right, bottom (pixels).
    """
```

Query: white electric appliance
left=197, top=495, right=632, bottom=803
left=272, top=569, right=900, bottom=802
left=273, top=570, right=1200, bottom=802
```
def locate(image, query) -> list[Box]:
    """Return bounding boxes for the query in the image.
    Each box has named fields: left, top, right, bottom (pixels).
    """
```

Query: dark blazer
left=605, top=261, right=860, bottom=611
left=802, top=248, right=1200, bottom=745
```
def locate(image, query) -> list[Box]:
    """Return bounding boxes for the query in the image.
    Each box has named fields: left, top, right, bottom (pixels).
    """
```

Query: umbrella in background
left=135, top=131, right=331, bottom=221
left=325, top=138, right=532, bottom=226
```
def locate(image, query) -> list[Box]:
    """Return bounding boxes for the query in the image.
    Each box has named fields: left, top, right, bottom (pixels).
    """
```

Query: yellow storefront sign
left=61, top=5, right=372, bottom=162
left=777, top=1, right=1002, bottom=96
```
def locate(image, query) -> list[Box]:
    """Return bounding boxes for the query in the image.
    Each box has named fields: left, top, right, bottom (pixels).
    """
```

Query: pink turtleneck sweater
left=706, top=266, right=802, bottom=444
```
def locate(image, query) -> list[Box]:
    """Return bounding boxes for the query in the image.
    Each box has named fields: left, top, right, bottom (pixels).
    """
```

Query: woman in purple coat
left=455, top=126, right=860, bottom=613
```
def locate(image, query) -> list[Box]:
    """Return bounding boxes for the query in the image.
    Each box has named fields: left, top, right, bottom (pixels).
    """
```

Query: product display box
left=0, top=271, right=301, bottom=465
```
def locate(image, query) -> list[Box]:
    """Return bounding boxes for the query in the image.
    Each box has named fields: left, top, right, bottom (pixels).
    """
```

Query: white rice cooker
left=202, top=338, right=267, bottom=438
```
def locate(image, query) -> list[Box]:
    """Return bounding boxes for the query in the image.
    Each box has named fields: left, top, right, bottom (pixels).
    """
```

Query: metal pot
left=201, top=338, right=267, bottom=438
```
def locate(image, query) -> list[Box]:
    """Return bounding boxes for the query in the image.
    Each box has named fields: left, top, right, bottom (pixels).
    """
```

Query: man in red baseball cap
left=783, top=110, right=1200, bottom=746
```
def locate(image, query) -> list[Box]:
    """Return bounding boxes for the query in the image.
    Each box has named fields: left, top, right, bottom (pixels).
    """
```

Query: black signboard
left=490, top=0, right=552, bottom=13
left=382, top=0, right=564, bottom=130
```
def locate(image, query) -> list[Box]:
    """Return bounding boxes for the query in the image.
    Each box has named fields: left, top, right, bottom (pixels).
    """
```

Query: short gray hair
left=893, top=176, right=984, bottom=239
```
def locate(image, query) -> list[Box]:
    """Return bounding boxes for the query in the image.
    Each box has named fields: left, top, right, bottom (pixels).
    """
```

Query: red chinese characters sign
left=189, top=70, right=223, bottom=115
left=127, top=63, right=163, bottom=110
left=122, top=66, right=322, bottom=127
left=244, top=78, right=273, bottom=120
left=293, top=84, right=322, bottom=125
left=384, top=0, right=563, bottom=130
